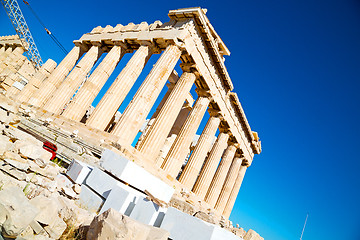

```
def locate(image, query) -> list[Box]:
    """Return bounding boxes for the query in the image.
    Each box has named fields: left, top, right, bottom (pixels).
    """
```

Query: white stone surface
left=12, top=80, right=26, bottom=90
left=66, top=159, right=92, bottom=184
left=129, top=197, right=167, bottom=226
left=78, top=184, right=104, bottom=213
left=100, top=149, right=174, bottom=203
left=85, top=167, right=122, bottom=198
left=99, top=185, right=142, bottom=216
left=160, top=207, right=242, bottom=240
left=212, top=226, right=244, bottom=240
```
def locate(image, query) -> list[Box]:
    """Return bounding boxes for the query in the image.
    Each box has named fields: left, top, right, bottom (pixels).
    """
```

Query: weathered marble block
left=129, top=197, right=167, bottom=226
left=78, top=184, right=104, bottom=213
left=85, top=167, right=119, bottom=198
left=100, top=149, right=174, bottom=203
left=160, top=207, right=243, bottom=240
left=66, top=160, right=92, bottom=184
left=99, top=185, right=143, bottom=216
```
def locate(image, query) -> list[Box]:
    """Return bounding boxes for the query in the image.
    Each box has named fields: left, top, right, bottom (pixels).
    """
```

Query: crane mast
left=1, top=0, right=43, bottom=69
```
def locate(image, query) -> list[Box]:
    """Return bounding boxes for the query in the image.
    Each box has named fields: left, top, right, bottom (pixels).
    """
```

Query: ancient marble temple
left=1, top=7, right=262, bottom=219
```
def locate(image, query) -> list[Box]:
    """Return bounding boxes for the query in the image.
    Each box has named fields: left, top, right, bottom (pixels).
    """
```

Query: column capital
left=166, top=39, right=185, bottom=50
left=138, top=41, right=160, bottom=54
left=208, top=107, right=222, bottom=118
left=241, top=157, right=251, bottom=167
left=219, top=124, right=231, bottom=134
left=183, top=99, right=193, bottom=110
left=138, top=40, right=153, bottom=47
left=227, top=140, right=239, bottom=149
left=73, top=40, right=89, bottom=52
left=195, top=88, right=212, bottom=100
left=113, top=40, right=127, bottom=49
left=90, top=40, right=102, bottom=47
left=180, top=63, right=197, bottom=72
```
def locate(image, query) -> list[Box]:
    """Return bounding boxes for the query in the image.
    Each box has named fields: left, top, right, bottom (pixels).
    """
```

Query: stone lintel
left=78, top=27, right=189, bottom=51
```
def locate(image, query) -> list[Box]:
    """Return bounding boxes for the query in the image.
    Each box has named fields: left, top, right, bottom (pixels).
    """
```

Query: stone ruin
left=0, top=7, right=263, bottom=240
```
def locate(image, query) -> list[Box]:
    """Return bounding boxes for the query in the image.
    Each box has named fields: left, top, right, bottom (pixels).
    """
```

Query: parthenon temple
left=0, top=7, right=262, bottom=238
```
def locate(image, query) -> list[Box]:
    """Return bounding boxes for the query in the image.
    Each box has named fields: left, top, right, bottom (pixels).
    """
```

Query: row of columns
left=16, top=40, right=250, bottom=218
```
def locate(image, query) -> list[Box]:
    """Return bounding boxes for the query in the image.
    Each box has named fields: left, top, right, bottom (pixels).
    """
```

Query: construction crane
left=1, top=0, right=43, bottom=69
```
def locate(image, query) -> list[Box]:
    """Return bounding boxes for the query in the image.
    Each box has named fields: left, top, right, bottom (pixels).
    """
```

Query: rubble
left=0, top=187, right=39, bottom=238
left=87, top=208, right=170, bottom=240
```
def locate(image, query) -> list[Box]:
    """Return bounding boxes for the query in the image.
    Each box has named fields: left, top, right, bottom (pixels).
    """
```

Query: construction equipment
left=1, top=0, right=43, bottom=68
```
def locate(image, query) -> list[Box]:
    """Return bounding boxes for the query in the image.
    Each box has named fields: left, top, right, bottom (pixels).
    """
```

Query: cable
left=23, top=0, right=68, bottom=55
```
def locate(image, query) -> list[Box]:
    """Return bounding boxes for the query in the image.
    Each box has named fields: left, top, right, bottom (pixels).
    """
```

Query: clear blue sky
left=1, top=1, right=360, bottom=239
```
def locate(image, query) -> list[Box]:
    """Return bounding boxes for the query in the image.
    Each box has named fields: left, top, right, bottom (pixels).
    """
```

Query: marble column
left=137, top=72, right=196, bottom=162
left=205, top=142, right=238, bottom=206
left=222, top=164, right=248, bottom=218
left=111, top=44, right=181, bottom=146
left=150, top=82, right=175, bottom=120
left=86, top=45, right=153, bottom=131
left=17, top=59, right=57, bottom=102
left=192, top=131, right=230, bottom=199
left=179, top=113, right=221, bottom=190
left=28, top=45, right=84, bottom=107
left=61, top=45, right=124, bottom=121
left=161, top=94, right=210, bottom=177
left=214, top=156, right=243, bottom=213
left=0, top=46, right=5, bottom=55
left=169, top=102, right=192, bottom=136
left=155, top=102, right=192, bottom=164
left=135, top=82, right=175, bottom=148
left=43, top=44, right=102, bottom=114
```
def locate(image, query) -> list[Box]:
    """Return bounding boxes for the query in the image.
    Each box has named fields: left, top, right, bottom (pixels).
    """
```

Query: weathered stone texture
left=87, top=208, right=169, bottom=240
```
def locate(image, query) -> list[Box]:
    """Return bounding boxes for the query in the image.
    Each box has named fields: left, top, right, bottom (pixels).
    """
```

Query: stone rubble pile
left=0, top=102, right=167, bottom=240
left=0, top=104, right=95, bottom=239
left=0, top=92, right=262, bottom=239
left=87, top=209, right=169, bottom=240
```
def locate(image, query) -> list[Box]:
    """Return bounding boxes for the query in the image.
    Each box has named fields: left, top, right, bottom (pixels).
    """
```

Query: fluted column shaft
left=28, top=45, right=83, bottom=107
left=111, top=44, right=181, bottom=145
left=86, top=45, right=153, bottom=131
left=62, top=45, right=124, bottom=121
left=161, top=95, right=210, bottom=177
left=214, top=157, right=243, bottom=213
left=17, top=59, right=57, bottom=102
left=179, top=115, right=221, bottom=189
left=137, top=72, right=196, bottom=162
left=205, top=143, right=237, bottom=206
left=0, top=46, right=5, bottom=55
left=222, top=165, right=248, bottom=218
left=192, top=131, right=229, bottom=199
left=135, top=82, right=175, bottom=148
left=150, top=82, right=174, bottom=120
left=154, top=103, right=192, bottom=164
left=169, top=103, right=191, bottom=136
left=43, top=45, right=101, bottom=114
